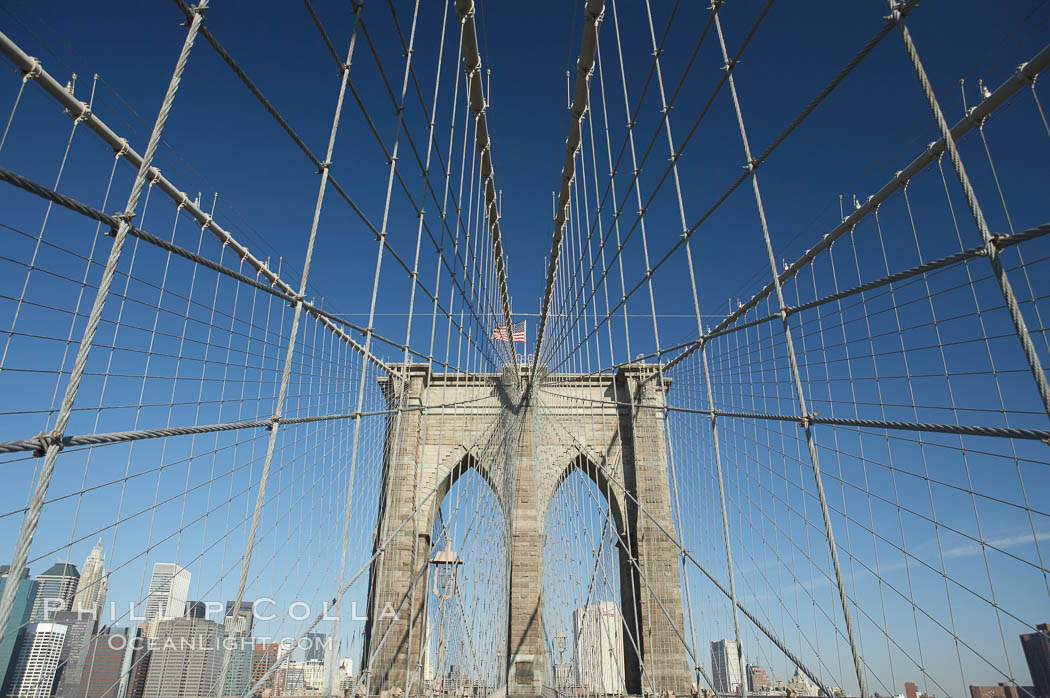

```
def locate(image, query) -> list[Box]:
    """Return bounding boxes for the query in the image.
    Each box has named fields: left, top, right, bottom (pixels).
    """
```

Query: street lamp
left=430, top=539, right=463, bottom=599
left=554, top=630, right=568, bottom=689
left=430, top=540, right=463, bottom=698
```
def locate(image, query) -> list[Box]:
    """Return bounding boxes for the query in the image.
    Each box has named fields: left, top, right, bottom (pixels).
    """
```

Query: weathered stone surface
left=364, top=364, right=689, bottom=697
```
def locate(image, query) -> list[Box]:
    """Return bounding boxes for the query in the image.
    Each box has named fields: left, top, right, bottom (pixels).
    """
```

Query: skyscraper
left=73, top=540, right=108, bottom=621
left=1021, top=623, right=1050, bottom=698
left=0, top=566, right=37, bottom=696
left=304, top=632, right=328, bottom=664
left=51, top=610, right=98, bottom=698
left=143, top=564, right=190, bottom=622
left=711, top=639, right=743, bottom=694
left=8, top=622, right=67, bottom=698
left=223, top=600, right=254, bottom=636
left=184, top=602, right=208, bottom=620
left=29, top=562, right=80, bottom=622
left=221, top=640, right=255, bottom=698
left=75, top=626, right=148, bottom=698
left=573, top=601, right=624, bottom=694
left=141, top=618, right=223, bottom=698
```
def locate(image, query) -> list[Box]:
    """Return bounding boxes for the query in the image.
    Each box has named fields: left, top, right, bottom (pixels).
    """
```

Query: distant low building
left=1020, top=624, right=1050, bottom=698
left=786, top=667, right=818, bottom=697
left=747, top=664, right=771, bottom=692
left=970, top=685, right=1036, bottom=698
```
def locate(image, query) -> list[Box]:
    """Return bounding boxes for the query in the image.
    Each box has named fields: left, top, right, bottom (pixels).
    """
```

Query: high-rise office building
left=220, top=639, right=255, bottom=698
left=573, top=601, right=624, bottom=694
left=303, top=632, right=328, bottom=664
left=141, top=618, right=223, bottom=698
left=8, top=622, right=67, bottom=698
left=711, top=639, right=743, bottom=694
left=73, top=541, right=108, bottom=621
left=1021, top=623, right=1050, bottom=698
left=184, top=602, right=208, bottom=620
left=0, top=566, right=38, bottom=696
left=76, top=632, right=127, bottom=698
left=29, top=562, right=80, bottom=622
left=251, top=642, right=281, bottom=695
left=127, top=635, right=152, bottom=698
left=75, top=627, right=149, bottom=698
left=223, top=601, right=253, bottom=636
left=51, top=610, right=98, bottom=698
left=143, top=564, right=190, bottom=622
left=747, top=664, right=771, bottom=692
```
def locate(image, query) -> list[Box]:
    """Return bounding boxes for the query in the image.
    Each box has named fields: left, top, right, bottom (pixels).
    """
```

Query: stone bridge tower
left=363, top=363, right=689, bottom=698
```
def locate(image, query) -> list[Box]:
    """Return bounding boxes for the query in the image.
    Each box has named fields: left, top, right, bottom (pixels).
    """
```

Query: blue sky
left=1, top=0, right=1049, bottom=697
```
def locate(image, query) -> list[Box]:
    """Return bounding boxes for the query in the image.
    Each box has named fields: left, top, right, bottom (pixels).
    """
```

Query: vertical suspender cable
left=710, top=6, right=867, bottom=697
left=0, top=1, right=210, bottom=646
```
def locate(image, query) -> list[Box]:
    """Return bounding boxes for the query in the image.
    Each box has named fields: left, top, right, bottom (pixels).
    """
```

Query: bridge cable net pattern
left=533, top=2, right=1050, bottom=698
left=0, top=1, right=1046, bottom=698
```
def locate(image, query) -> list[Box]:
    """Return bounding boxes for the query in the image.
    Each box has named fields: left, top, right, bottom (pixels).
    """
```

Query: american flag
left=491, top=320, right=526, bottom=343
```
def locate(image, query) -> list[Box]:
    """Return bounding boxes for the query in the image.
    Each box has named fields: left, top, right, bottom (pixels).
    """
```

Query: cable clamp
left=799, top=413, right=817, bottom=428
left=114, top=138, right=130, bottom=160
left=148, top=167, right=162, bottom=184
left=200, top=214, right=213, bottom=230
left=32, top=430, right=64, bottom=457
left=74, top=106, right=91, bottom=124
left=722, top=58, right=738, bottom=72
left=316, top=160, right=332, bottom=174
left=23, top=60, right=42, bottom=83
left=114, top=209, right=136, bottom=226
left=266, top=415, right=280, bottom=431
left=743, top=160, right=758, bottom=174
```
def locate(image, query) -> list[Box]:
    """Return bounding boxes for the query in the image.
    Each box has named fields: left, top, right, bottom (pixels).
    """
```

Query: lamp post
left=554, top=630, right=568, bottom=691
left=429, top=540, right=462, bottom=698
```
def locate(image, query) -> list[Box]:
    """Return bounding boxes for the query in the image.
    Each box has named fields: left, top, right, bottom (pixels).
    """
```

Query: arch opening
left=543, top=452, right=636, bottom=696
